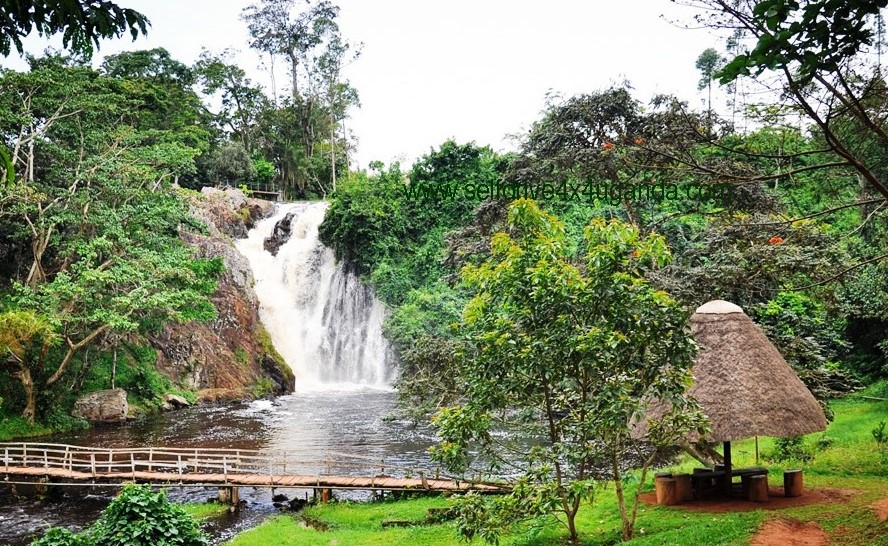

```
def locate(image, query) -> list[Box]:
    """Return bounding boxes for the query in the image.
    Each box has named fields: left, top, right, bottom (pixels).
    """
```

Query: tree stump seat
left=748, top=475, right=769, bottom=502
left=655, top=474, right=676, bottom=505
left=784, top=469, right=803, bottom=497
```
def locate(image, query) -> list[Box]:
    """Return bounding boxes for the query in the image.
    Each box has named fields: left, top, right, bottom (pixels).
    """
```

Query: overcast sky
left=2, top=1, right=722, bottom=169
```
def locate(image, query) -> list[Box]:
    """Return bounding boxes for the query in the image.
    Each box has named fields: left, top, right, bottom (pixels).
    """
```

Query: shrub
left=31, top=486, right=209, bottom=546
left=873, top=421, right=888, bottom=463
left=813, top=434, right=835, bottom=451
left=770, top=436, right=813, bottom=463
left=90, top=485, right=208, bottom=546
left=30, top=528, right=92, bottom=546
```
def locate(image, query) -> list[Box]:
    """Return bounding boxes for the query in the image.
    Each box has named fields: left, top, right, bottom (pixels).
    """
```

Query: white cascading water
left=236, top=202, right=396, bottom=389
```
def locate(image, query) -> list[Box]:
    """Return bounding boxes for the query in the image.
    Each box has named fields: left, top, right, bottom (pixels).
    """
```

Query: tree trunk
left=330, top=111, right=337, bottom=193
left=611, top=451, right=634, bottom=541
left=15, top=364, right=36, bottom=425
left=289, top=52, right=300, bottom=100
left=566, top=511, right=579, bottom=546
left=110, top=349, right=117, bottom=390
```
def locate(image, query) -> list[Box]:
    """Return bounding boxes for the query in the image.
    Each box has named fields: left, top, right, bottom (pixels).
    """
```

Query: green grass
left=0, top=413, right=53, bottom=441
left=183, top=501, right=230, bottom=520
left=226, top=497, right=464, bottom=546
left=226, top=395, right=888, bottom=546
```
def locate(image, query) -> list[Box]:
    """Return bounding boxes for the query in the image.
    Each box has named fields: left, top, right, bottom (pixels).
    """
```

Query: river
left=0, top=389, right=435, bottom=545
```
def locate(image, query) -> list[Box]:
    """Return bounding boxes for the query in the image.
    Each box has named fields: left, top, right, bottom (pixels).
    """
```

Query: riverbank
left=224, top=385, right=888, bottom=545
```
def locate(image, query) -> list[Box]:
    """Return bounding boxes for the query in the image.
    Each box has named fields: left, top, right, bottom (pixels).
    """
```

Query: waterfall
left=236, top=202, right=396, bottom=389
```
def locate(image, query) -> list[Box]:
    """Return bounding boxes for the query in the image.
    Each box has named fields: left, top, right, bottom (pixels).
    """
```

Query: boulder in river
left=71, top=389, right=128, bottom=423
left=161, top=393, right=191, bottom=411
left=263, top=211, right=297, bottom=256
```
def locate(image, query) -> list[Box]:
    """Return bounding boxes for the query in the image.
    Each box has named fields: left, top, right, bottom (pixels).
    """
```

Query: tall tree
left=194, top=49, right=270, bottom=153
left=695, top=47, right=725, bottom=120
left=241, top=0, right=340, bottom=101
left=241, top=0, right=359, bottom=198
left=433, top=199, right=704, bottom=545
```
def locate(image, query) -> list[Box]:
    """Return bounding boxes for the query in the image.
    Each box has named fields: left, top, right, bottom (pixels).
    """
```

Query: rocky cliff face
left=150, top=188, right=293, bottom=402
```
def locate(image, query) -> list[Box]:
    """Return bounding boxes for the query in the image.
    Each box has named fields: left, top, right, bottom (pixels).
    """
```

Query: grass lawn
left=227, top=388, right=888, bottom=546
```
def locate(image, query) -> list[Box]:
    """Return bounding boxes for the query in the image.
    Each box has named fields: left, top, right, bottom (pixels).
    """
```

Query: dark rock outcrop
left=72, top=389, right=128, bottom=423
left=263, top=211, right=296, bottom=256
left=149, top=188, right=293, bottom=401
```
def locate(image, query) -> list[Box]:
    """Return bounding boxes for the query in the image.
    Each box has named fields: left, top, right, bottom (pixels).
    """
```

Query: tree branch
left=45, top=324, right=110, bottom=386
left=789, top=253, right=888, bottom=291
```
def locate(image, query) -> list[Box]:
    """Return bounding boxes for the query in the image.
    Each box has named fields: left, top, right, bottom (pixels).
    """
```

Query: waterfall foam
left=236, top=202, right=396, bottom=390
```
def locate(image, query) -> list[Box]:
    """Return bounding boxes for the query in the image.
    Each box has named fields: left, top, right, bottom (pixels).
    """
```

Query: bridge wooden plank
left=0, top=467, right=505, bottom=491
left=0, top=465, right=502, bottom=486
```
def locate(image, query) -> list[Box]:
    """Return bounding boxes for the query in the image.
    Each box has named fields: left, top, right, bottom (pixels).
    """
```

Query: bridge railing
left=0, top=443, right=448, bottom=481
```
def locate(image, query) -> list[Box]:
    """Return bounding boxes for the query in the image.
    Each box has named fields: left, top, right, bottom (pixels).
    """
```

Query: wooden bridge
left=238, top=182, right=282, bottom=202
left=0, top=443, right=505, bottom=500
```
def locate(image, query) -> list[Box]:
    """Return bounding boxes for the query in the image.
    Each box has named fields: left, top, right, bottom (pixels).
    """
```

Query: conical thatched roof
left=684, top=300, right=827, bottom=442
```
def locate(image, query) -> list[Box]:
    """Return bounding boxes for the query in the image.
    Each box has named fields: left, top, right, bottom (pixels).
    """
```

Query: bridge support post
left=218, top=486, right=239, bottom=506
left=313, top=488, right=331, bottom=504
left=35, top=476, right=48, bottom=500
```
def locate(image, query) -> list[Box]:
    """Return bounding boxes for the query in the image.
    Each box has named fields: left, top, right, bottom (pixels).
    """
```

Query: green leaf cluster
left=0, top=0, right=150, bottom=59
left=718, top=0, right=888, bottom=84
left=31, top=485, right=209, bottom=546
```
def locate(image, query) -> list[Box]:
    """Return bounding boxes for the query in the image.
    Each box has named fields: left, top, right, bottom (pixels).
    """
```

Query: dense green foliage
left=319, top=142, right=507, bottom=416
left=0, top=54, right=224, bottom=424
left=0, top=0, right=149, bottom=58
left=31, top=485, right=209, bottom=546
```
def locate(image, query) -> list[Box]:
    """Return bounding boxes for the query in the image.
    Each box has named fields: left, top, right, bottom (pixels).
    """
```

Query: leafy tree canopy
left=0, top=0, right=149, bottom=58
left=433, top=199, right=705, bottom=544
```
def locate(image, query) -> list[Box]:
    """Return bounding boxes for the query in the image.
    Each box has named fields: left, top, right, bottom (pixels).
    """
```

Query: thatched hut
left=688, top=299, right=827, bottom=443
left=637, top=299, right=827, bottom=493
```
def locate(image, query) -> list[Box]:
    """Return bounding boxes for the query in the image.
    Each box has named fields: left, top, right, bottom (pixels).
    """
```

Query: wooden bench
left=690, top=466, right=768, bottom=499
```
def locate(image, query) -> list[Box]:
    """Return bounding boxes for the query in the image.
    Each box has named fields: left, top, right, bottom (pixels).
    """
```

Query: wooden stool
left=673, top=474, right=693, bottom=502
left=784, top=469, right=803, bottom=497
left=748, top=475, right=768, bottom=502
left=655, top=476, right=678, bottom=505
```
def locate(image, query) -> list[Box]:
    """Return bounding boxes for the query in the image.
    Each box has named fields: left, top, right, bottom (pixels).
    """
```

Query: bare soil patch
left=870, top=496, right=888, bottom=522
left=639, top=487, right=855, bottom=513
left=749, top=518, right=828, bottom=546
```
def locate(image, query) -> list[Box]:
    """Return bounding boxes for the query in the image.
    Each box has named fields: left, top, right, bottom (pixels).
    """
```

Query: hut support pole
left=723, top=441, right=732, bottom=495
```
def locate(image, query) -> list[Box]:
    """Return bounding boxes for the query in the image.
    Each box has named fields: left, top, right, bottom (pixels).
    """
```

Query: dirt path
left=870, top=497, right=888, bottom=522
left=749, top=518, right=829, bottom=546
